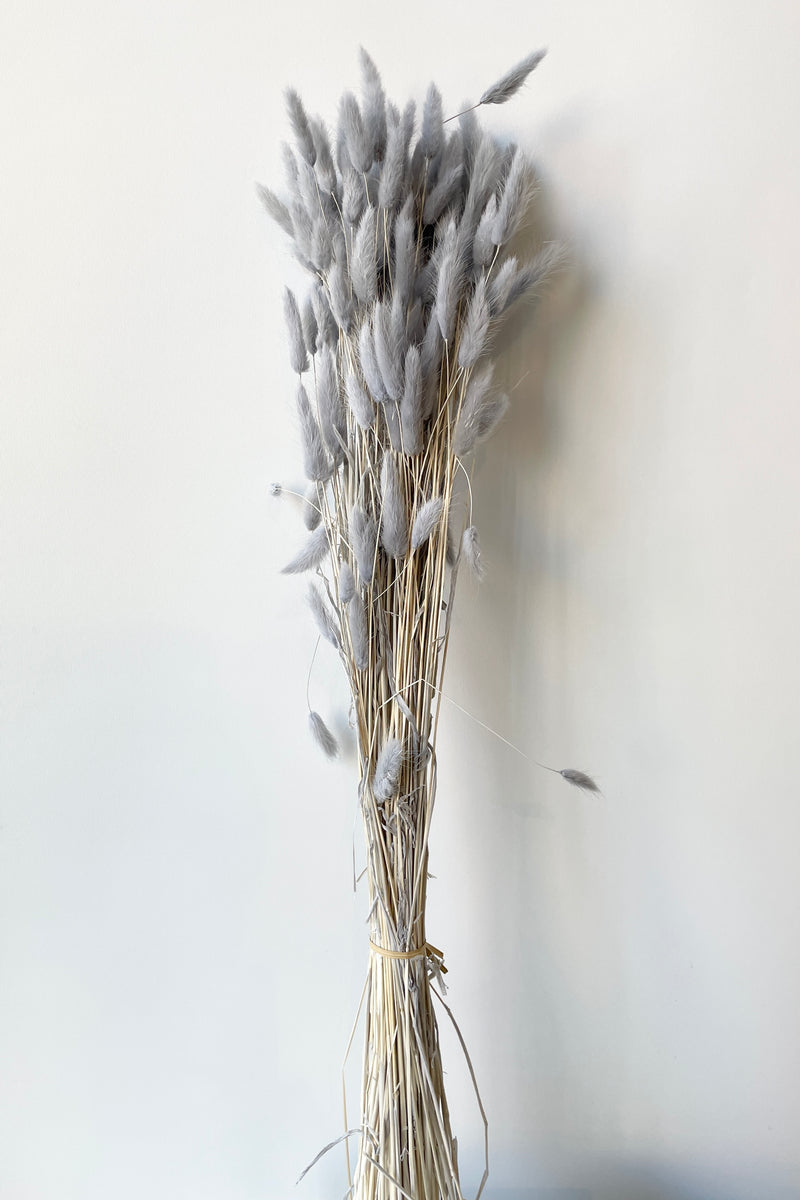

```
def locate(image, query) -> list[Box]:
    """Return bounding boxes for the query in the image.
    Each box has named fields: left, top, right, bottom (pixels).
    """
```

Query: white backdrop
left=2, top=3, right=800, bottom=1199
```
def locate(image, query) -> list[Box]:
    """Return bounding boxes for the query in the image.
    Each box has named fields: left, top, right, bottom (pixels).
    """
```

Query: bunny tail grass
left=265, top=50, right=564, bottom=1200
left=479, top=48, right=548, bottom=107
left=560, top=768, right=601, bottom=793
left=308, top=710, right=339, bottom=758
left=280, top=525, right=329, bottom=575
left=411, top=496, right=444, bottom=550
left=461, top=525, right=485, bottom=580
left=372, top=736, right=405, bottom=801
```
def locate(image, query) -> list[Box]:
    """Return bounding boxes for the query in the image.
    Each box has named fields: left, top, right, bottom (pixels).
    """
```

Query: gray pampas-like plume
left=327, top=260, right=354, bottom=333
left=297, top=383, right=332, bottom=482
left=255, top=183, right=294, bottom=238
left=311, top=281, right=337, bottom=347
left=358, top=319, right=388, bottom=402
left=373, top=301, right=405, bottom=401
left=458, top=275, right=491, bottom=369
left=419, top=82, right=444, bottom=159
left=359, top=48, right=387, bottom=162
left=342, top=167, right=366, bottom=224
left=301, top=295, right=318, bottom=356
left=310, top=118, right=337, bottom=191
left=303, top=483, right=322, bottom=530
left=422, top=164, right=464, bottom=226
left=309, top=710, right=339, bottom=758
left=379, top=453, right=408, bottom=558
left=473, top=196, right=497, bottom=267
left=281, top=525, right=329, bottom=575
left=350, top=505, right=377, bottom=585
left=338, top=561, right=356, bottom=604
left=434, top=243, right=462, bottom=343
left=345, top=370, right=376, bottom=430
left=411, top=496, right=444, bottom=550
left=285, top=88, right=317, bottom=165
left=492, top=148, right=530, bottom=246
left=378, top=116, right=407, bottom=211
left=454, top=388, right=510, bottom=457
left=283, top=288, right=308, bottom=374
left=317, top=346, right=346, bottom=457
left=479, top=48, right=547, bottom=107
left=400, top=344, right=423, bottom=453
left=308, top=581, right=342, bottom=648
left=338, top=90, right=372, bottom=173
left=393, top=196, right=416, bottom=301
left=351, top=206, right=378, bottom=305
left=372, top=736, right=405, bottom=801
left=461, top=525, right=485, bottom=580
left=348, top=592, right=369, bottom=670
left=560, top=769, right=600, bottom=793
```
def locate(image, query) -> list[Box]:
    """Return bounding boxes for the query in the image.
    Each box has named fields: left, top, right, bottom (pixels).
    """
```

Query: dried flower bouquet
left=261, top=47, right=562, bottom=1200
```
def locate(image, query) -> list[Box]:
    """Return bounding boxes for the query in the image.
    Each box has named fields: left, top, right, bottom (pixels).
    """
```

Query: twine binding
left=369, top=940, right=448, bottom=973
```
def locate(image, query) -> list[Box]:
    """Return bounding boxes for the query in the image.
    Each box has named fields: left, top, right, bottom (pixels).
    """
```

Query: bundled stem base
left=355, top=946, right=460, bottom=1200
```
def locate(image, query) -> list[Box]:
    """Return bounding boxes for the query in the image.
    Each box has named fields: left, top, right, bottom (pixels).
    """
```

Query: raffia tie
left=369, top=940, right=448, bottom=974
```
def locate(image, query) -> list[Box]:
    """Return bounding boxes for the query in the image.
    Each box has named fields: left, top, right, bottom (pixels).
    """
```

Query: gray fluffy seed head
left=351, top=206, right=378, bottom=305
left=372, top=736, right=405, bottom=801
left=434, top=245, right=463, bottom=343
left=327, top=261, right=354, bottom=333
left=317, top=345, right=345, bottom=457
left=378, top=118, right=406, bottom=211
left=348, top=592, right=369, bottom=670
left=301, top=296, right=318, bottom=357
left=255, top=183, right=294, bottom=238
left=479, top=48, right=547, bottom=107
left=454, top=387, right=510, bottom=457
left=283, top=287, right=308, bottom=374
left=461, top=525, right=485, bottom=580
left=339, top=91, right=372, bottom=174
left=379, top=453, right=408, bottom=559
left=463, top=135, right=503, bottom=227
left=350, top=505, right=378, bottom=585
left=373, top=301, right=404, bottom=401
left=473, top=196, right=497, bottom=267
left=399, top=344, right=423, bottom=454
left=392, top=196, right=416, bottom=302
left=342, top=168, right=366, bottom=225
left=310, top=118, right=336, bottom=191
left=303, top=483, right=321, bottom=531
left=422, top=163, right=464, bottom=226
left=384, top=401, right=404, bottom=452
left=419, top=83, right=444, bottom=159
left=411, top=496, right=444, bottom=550
left=285, top=88, right=317, bottom=165
left=452, top=363, right=493, bottom=454
left=345, top=370, right=376, bottom=430
left=308, top=581, right=341, bottom=648
left=492, top=148, right=532, bottom=247
left=560, top=769, right=600, bottom=794
left=458, top=275, right=491, bottom=369
left=308, top=710, right=339, bottom=758
left=359, top=47, right=387, bottom=163
left=311, top=281, right=337, bottom=348
left=281, top=524, right=329, bottom=575
left=338, top=561, right=356, bottom=604
left=297, top=382, right=332, bottom=482
left=358, top=318, right=388, bottom=402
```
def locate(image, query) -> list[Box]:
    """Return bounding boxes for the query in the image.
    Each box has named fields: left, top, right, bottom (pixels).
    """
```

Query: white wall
left=2, top=3, right=799, bottom=1199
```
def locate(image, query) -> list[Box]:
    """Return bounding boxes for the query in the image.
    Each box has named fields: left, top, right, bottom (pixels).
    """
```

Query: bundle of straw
left=262, top=48, right=556, bottom=1200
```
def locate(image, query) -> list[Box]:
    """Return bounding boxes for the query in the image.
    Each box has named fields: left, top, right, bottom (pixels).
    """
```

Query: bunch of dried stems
left=260, top=47, right=580, bottom=1200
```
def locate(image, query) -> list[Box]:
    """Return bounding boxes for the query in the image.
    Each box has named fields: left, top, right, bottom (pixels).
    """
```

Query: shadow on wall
left=447, top=150, right=604, bottom=1161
